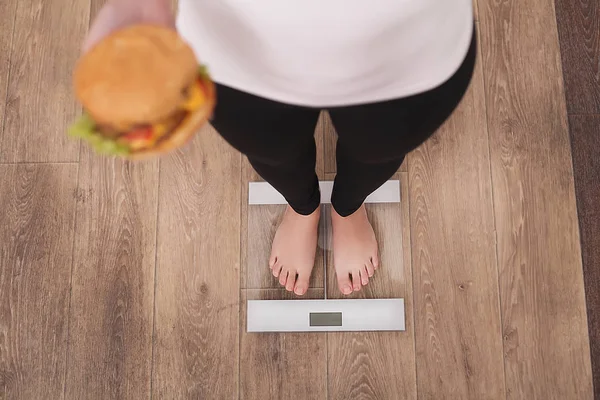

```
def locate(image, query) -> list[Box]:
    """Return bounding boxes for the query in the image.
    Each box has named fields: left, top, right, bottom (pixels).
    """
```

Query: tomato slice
left=124, top=126, right=153, bottom=141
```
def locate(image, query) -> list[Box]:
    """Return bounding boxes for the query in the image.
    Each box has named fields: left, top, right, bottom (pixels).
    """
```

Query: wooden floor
left=0, top=0, right=596, bottom=398
left=555, top=0, right=600, bottom=397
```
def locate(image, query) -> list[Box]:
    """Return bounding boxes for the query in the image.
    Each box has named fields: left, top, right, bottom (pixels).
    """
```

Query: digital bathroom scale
left=246, top=180, right=405, bottom=333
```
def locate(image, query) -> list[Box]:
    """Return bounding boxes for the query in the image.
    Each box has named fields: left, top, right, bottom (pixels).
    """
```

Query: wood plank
left=319, top=111, right=337, bottom=175
left=325, top=175, right=416, bottom=399
left=241, top=152, right=265, bottom=290
left=0, top=0, right=18, bottom=140
left=315, top=112, right=326, bottom=180
left=565, top=115, right=600, bottom=398
left=240, top=289, right=327, bottom=400
left=240, top=155, right=276, bottom=288
left=0, top=164, right=77, bottom=399
left=1, top=0, right=88, bottom=162
left=66, top=150, right=159, bottom=399
left=479, top=1, right=594, bottom=397
left=247, top=204, right=285, bottom=289
left=399, top=173, right=412, bottom=309
left=555, top=0, right=600, bottom=113
left=239, top=158, right=251, bottom=289
left=152, top=125, right=241, bottom=398
left=408, top=29, right=506, bottom=398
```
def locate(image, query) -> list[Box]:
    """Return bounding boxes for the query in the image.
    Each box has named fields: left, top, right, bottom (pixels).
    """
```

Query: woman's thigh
left=329, top=30, right=477, bottom=163
left=210, top=85, right=321, bottom=165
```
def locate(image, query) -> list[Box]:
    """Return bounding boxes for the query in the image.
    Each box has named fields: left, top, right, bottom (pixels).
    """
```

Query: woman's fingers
left=83, top=0, right=175, bottom=52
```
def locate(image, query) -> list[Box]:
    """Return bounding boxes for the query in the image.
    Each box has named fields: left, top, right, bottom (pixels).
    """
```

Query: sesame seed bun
left=74, top=24, right=199, bottom=130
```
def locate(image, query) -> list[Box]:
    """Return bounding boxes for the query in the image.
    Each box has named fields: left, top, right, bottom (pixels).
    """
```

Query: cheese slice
left=125, top=81, right=207, bottom=151
left=181, top=81, right=206, bottom=111
left=153, top=121, right=169, bottom=138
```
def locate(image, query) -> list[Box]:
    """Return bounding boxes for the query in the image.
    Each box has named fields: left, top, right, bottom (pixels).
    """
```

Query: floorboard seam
left=0, top=161, right=80, bottom=165
left=472, top=18, right=509, bottom=396
left=402, top=171, right=420, bottom=400
left=62, top=157, right=82, bottom=398
left=149, top=158, right=162, bottom=400
left=238, top=154, right=243, bottom=400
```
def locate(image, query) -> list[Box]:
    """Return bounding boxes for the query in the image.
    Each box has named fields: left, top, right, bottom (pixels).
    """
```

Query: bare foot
left=331, top=204, right=379, bottom=295
left=270, top=205, right=320, bottom=295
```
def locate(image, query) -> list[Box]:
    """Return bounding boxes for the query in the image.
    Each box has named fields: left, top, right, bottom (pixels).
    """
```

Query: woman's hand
left=83, top=0, right=175, bottom=52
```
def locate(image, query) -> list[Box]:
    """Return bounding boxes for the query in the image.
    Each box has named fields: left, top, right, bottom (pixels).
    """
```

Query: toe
left=294, top=273, right=309, bottom=296
left=360, top=266, right=369, bottom=285
left=351, top=270, right=362, bottom=291
left=366, top=260, right=375, bottom=277
left=337, top=273, right=353, bottom=295
left=372, top=254, right=380, bottom=270
left=279, top=268, right=288, bottom=286
left=269, top=254, right=277, bottom=269
left=285, top=271, right=297, bottom=291
left=272, top=262, right=283, bottom=278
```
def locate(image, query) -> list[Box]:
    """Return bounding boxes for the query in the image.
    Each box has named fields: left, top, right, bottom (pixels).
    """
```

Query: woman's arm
left=84, top=0, right=174, bottom=51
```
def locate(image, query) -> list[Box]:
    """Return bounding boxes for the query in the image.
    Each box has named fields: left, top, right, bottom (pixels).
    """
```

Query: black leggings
left=211, top=32, right=477, bottom=217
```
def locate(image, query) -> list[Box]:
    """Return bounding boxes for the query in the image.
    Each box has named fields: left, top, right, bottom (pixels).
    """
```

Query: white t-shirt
left=177, top=0, right=473, bottom=107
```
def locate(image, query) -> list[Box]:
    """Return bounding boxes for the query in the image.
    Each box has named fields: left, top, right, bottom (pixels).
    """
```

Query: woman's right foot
left=270, top=205, right=320, bottom=296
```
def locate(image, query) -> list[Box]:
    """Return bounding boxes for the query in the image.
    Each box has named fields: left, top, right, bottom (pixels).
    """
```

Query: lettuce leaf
left=68, top=113, right=96, bottom=138
left=198, top=64, right=210, bottom=80
left=68, top=113, right=130, bottom=156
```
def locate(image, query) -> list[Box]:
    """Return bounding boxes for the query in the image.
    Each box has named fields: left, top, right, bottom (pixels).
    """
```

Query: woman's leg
left=211, top=85, right=322, bottom=215
left=330, top=32, right=477, bottom=216
left=210, top=85, right=322, bottom=295
left=327, top=30, right=477, bottom=294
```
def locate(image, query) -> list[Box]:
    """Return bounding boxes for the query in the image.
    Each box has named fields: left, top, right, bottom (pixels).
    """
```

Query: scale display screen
left=309, top=312, right=342, bottom=327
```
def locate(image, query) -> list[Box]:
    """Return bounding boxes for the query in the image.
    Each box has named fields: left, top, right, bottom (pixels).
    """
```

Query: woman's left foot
left=331, top=204, right=379, bottom=295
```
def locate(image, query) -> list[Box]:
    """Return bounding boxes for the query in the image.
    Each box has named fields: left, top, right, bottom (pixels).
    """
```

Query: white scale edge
left=247, top=299, right=405, bottom=332
left=249, top=180, right=400, bottom=205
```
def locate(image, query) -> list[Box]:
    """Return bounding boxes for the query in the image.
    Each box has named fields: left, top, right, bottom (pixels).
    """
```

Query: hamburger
left=69, top=25, right=215, bottom=159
